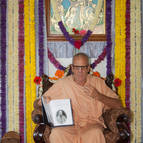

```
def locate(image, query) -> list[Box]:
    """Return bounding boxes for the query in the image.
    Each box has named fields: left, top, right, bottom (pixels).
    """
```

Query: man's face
left=71, top=56, right=90, bottom=83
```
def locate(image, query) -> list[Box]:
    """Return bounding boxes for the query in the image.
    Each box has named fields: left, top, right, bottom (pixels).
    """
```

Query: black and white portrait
left=56, top=110, right=67, bottom=124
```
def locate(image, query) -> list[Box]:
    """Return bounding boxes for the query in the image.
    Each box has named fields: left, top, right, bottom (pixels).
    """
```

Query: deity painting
left=50, top=0, right=105, bottom=35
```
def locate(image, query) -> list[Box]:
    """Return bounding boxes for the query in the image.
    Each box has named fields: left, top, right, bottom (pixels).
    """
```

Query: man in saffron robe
left=43, top=53, right=122, bottom=143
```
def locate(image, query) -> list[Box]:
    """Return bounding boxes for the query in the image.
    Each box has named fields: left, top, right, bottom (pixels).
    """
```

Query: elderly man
left=43, top=53, right=122, bottom=143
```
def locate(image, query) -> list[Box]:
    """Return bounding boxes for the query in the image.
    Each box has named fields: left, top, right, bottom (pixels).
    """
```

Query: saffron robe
left=43, top=75, right=118, bottom=143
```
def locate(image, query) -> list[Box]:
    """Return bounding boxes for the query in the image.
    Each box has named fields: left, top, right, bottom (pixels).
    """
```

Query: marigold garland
left=115, top=0, right=126, bottom=107
left=24, top=0, right=36, bottom=142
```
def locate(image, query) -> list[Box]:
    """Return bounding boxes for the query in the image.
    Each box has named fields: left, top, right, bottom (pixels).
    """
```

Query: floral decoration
left=1, top=0, right=7, bottom=136
left=72, top=28, right=79, bottom=34
left=34, top=76, right=42, bottom=85
left=114, top=78, right=122, bottom=87
left=49, top=69, right=65, bottom=81
left=58, top=21, right=92, bottom=50
left=92, top=71, right=101, bottom=77
left=79, top=30, right=87, bottom=36
left=55, top=69, right=64, bottom=78
left=72, top=28, right=87, bottom=36
left=74, top=40, right=82, bottom=49
left=48, top=46, right=106, bottom=71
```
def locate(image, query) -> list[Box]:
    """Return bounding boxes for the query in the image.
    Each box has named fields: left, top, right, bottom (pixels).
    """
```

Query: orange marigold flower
left=49, top=77, right=58, bottom=80
left=93, top=71, right=100, bottom=77
left=55, top=70, right=64, bottom=78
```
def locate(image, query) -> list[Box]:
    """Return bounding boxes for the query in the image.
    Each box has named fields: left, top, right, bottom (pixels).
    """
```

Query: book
left=41, top=97, right=74, bottom=127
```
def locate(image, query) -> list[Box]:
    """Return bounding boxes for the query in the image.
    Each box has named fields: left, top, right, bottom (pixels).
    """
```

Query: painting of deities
left=50, top=0, right=105, bottom=35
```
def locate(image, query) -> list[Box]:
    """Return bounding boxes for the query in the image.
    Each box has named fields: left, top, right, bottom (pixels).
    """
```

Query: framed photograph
left=45, top=0, right=106, bottom=41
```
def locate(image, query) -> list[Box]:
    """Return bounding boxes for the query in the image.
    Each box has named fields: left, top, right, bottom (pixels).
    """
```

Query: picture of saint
left=56, top=110, right=67, bottom=124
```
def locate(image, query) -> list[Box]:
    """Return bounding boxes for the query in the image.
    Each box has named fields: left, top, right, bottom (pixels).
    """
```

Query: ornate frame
left=45, top=0, right=106, bottom=41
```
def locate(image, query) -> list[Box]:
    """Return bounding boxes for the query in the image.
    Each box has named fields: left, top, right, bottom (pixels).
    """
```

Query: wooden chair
left=31, top=74, right=131, bottom=143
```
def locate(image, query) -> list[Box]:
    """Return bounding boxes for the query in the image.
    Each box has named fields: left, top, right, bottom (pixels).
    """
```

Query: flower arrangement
left=58, top=21, right=92, bottom=50
left=113, top=78, right=122, bottom=87
left=49, top=69, right=65, bottom=81
left=92, top=71, right=101, bottom=77
left=72, top=28, right=87, bottom=36
left=33, top=76, right=42, bottom=85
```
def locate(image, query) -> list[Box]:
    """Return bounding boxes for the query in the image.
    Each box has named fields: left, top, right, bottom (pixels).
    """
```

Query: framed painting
left=45, top=0, right=106, bottom=41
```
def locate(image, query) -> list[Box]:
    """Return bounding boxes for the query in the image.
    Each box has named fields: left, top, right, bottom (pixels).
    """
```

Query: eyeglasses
left=72, top=65, right=89, bottom=70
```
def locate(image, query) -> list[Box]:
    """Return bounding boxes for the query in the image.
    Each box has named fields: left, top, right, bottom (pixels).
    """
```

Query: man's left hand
left=84, top=85, right=101, bottom=100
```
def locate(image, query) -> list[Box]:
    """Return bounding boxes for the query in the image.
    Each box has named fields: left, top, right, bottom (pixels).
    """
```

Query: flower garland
left=24, top=0, right=31, bottom=141
left=7, top=0, right=19, bottom=132
left=7, top=0, right=14, bottom=131
left=18, top=0, right=25, bottom=142
left=24, top=0, right=36, bottom=142
left=48, top=46, right=106, bottom=71
left=106, top=0, right=112, bottom=75
left=125, top=0, right=130, bottom=109
left=130, top=1, right=136, bottom=142
left=115, top=0, right=126, bottom=107
left=38, top=0, right=44, bottom=75
left=13, top=0, right=19, bottom=132
left=135, top=0, right=141, bottom=141
left=130, top=0, right=142, bottom=142
left=58, top=21, right=92, bottom=49
left=0, top=0, right=7, bottom=137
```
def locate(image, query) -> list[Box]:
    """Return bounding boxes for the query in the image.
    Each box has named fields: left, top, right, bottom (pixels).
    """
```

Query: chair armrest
left=102, top=108, right=130, bottom=132
left=33, top=98, right=42, bottom=110
left=31, top=109, right=43, bottom=124
left=33, top=123, right=51, bottom=143
left=102, top=108, right=131, bottom=143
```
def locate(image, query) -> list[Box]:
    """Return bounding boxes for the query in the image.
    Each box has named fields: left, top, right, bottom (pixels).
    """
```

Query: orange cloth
left=43, top=75, right=118, bottom=143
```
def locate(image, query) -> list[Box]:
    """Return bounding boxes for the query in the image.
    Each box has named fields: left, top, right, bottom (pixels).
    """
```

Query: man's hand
left=84, top=85, right=101, bottom=100
left=84, top=85, right=123, bottom=109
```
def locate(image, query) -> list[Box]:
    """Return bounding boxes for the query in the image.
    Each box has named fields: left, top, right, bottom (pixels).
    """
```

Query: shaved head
left=72, top=53, right=90, bottom=65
